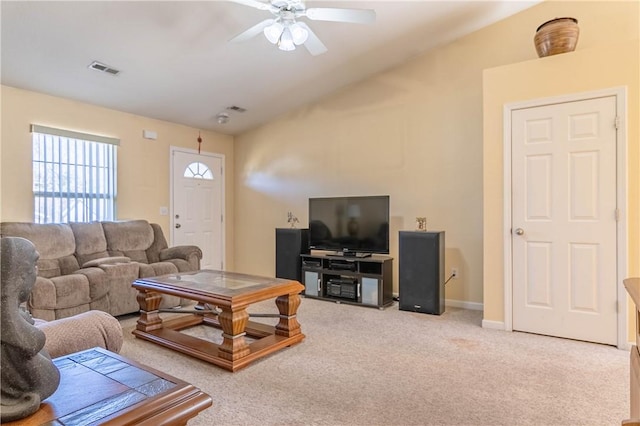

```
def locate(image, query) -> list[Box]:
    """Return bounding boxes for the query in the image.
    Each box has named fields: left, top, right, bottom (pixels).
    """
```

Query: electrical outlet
left=451, top=267, right=458, bottom=278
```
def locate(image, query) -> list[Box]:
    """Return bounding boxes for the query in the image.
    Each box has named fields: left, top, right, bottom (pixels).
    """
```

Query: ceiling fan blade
left=225, top=0, right=274, bottom=11
left=297, top=22, right=327, bottom=56
left=230, top=18, right=275, bottom=43
left=304, top=8, right=376, bottom=24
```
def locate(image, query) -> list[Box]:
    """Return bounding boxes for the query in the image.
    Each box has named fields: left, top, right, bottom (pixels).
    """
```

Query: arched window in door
left=183, top=162, right=214, bottom=180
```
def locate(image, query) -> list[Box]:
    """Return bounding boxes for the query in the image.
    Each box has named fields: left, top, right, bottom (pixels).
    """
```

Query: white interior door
left=171, top=148, right=224, bottom=270
left=511, top=96, right=618, bottom=345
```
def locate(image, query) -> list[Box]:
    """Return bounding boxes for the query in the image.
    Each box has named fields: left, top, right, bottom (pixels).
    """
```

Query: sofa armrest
left=159, top=246, right=202, bottom=270
left=28, top=276, right=57, bottom=320
left=35, top=311, right=123, bottom=358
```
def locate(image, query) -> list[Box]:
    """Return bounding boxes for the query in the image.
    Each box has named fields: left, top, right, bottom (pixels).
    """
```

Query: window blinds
left=31, top=125, right=118, bottom=223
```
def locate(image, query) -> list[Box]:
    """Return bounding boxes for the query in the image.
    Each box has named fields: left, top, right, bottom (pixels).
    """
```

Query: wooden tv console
left=300, top=253, right=393, bottom=309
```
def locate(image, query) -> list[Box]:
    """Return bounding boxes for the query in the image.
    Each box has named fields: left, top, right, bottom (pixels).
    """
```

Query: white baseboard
left=391, top=294, right=484, bottom=312
left=479, top=321, right=631, bottom=342
left=481, top=319, right=506, bottom=330
left=620, top=341, right=633, bottom=351
left=445, top=299, right=483, bottom=311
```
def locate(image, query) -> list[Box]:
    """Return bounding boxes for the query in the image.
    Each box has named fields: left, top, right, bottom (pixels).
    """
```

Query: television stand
left=300, top=253, right=393, bottom=309
left=331, top=251, right=372, bottom=258
left=344, top=251, right=371, bottom=258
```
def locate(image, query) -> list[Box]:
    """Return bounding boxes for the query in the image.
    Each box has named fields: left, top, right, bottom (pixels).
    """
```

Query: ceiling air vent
left=88, top=61, right=120, bottom=76
left=226, top=106, right=247, bottom=113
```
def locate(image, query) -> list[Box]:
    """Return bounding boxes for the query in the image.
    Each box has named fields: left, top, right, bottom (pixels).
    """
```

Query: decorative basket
left=534, top=17, right=579, bottom=58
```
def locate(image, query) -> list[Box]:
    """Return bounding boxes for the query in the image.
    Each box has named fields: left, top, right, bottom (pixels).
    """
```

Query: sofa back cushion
left=102, top=220, right=154, bottom=264
left=70, top=222, right=110, bottom=267
left=0, top=222, right=80, bottom=276
left=146, top=223, right=169, bottom=263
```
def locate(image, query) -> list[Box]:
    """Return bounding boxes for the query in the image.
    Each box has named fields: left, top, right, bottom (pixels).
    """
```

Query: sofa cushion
left=102, top=220, right=154, bottom=264
left=70, top=222, right=110, bottom=266
left=58, top=255, right=82, bottom=276
left=82, top=256, right=130, bottom=268
left=163, top=258, right=193, bottom=273
left=138, top=263, right=156, bottom=278
left=0, top=222, right=80, bottom=275
left=149, top=261, right=179, bottom=276
left=51, top=274, right=91, bottom=309
left=38, top=258, right=61, bottom=279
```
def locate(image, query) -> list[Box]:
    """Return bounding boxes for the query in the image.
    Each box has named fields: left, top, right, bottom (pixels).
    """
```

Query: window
left=183, top=162, right=214, bottom=180
left=31, top=125, right=118, bottom=223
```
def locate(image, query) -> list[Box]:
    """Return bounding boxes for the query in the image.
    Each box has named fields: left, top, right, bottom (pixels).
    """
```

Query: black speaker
left=275, top=228, right=309, bottom=282
left=399, top=231, right=445, bottom=315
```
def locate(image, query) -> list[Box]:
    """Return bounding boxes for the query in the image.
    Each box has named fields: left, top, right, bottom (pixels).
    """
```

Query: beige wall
left=1, top=1, right=636, bottom=312
left=233, top=1, right=639, bottom=303
left=483, top=39, right=640, bottom=330
left=0, top=86, right=236, bottom=269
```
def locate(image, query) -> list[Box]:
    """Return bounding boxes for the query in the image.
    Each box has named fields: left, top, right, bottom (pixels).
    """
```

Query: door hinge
left=615, top=208, right=620, bottom=221
left=614, top=116, right=621, bottom=130
left=221, top=214, right=224, bottom=223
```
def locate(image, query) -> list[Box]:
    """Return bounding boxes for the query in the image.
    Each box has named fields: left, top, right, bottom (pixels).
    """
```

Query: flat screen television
left=308, top=195, right=389, bottom=257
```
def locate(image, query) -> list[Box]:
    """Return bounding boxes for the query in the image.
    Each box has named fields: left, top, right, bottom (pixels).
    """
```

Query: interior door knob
left=515, top=228, right=524, bottom=235
left=175, top=223, right=181, bottom=229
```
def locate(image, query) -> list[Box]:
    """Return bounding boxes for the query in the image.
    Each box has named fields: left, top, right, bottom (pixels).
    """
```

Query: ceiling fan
left=227, top=0, right=376, bottom=56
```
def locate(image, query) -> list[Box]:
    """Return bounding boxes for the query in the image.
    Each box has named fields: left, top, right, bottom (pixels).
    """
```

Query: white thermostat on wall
left=143, top=130, right=157, bottom=140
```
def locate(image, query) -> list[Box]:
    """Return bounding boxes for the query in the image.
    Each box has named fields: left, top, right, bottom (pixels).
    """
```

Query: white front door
left=511, top=96, right=618, bottom=345
left=171, top=148, right=224, bottom=270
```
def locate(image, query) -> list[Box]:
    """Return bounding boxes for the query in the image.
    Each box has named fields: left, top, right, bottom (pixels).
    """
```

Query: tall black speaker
left=275, top=228, right=309, bottom=282
left=399, top=231, right=445, bottom=315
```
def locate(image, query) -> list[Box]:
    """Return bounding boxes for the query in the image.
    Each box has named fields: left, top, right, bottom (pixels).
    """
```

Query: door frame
left=502, top=87, right=628, bottom=348
left=169, top=146, right=226, bottom=270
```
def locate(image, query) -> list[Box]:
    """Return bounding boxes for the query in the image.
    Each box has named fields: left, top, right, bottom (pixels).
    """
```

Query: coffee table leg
left=136, top=289, right=163, bottom=332
left=275, top=293, right=302, bottom=337
left=217, top=307, right=250, bottom=361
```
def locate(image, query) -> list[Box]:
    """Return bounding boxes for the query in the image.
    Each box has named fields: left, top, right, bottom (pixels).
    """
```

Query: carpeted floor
left=118, top=298, right=629, bottom=425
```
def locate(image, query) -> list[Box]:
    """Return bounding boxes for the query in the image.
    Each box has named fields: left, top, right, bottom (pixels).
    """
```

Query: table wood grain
left=4, top=347, right=212, bottom=426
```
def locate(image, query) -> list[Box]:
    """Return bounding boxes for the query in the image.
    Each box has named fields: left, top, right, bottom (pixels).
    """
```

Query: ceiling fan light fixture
left=216, top=113, right=230, bottom=124
left=289, top=22, right=308, bottom=45
left=277, top=27, right=296, bottom=51
left=264, top=21, right=284, bottom=44
left=230, top=0, right=376, bottom=56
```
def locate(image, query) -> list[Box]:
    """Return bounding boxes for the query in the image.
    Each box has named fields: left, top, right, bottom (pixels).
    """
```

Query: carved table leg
left=136, top=289, right=163, bottom=332
left=275, top=293, right=302, bottom=337
left=217, top=307, right=250, bottom=361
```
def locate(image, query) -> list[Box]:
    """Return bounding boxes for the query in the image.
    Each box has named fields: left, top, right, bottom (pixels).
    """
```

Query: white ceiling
left=1, top=1, right=539, bottom=135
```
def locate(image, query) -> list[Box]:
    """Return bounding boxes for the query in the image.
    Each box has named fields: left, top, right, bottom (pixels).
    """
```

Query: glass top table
left=132, top=270, right=305, bottom=372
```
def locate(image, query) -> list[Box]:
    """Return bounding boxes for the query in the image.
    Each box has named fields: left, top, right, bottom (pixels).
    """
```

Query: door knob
left=175, top=223, right=181, bottom=229
left=515, top=228, right=524, bottom=235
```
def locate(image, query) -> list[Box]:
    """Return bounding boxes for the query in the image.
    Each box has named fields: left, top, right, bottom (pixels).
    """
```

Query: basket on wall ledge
left=534, top=17, right=579, bottom=58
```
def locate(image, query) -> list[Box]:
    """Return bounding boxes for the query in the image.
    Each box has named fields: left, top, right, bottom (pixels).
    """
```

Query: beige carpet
left=118, top=298, right=629, bottom=425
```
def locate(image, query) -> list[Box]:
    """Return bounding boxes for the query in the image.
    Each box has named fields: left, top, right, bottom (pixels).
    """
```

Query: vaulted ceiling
left=1, top=1, right=539, bottom=135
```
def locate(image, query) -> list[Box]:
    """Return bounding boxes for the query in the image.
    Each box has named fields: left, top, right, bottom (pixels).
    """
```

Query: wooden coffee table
left=4, top=347, right=212, bottom=426
left=132, top=270, right=305, bottom=372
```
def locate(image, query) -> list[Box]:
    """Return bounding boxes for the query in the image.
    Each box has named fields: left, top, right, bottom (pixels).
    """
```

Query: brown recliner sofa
left=0, top=220, right=202, bottom=320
